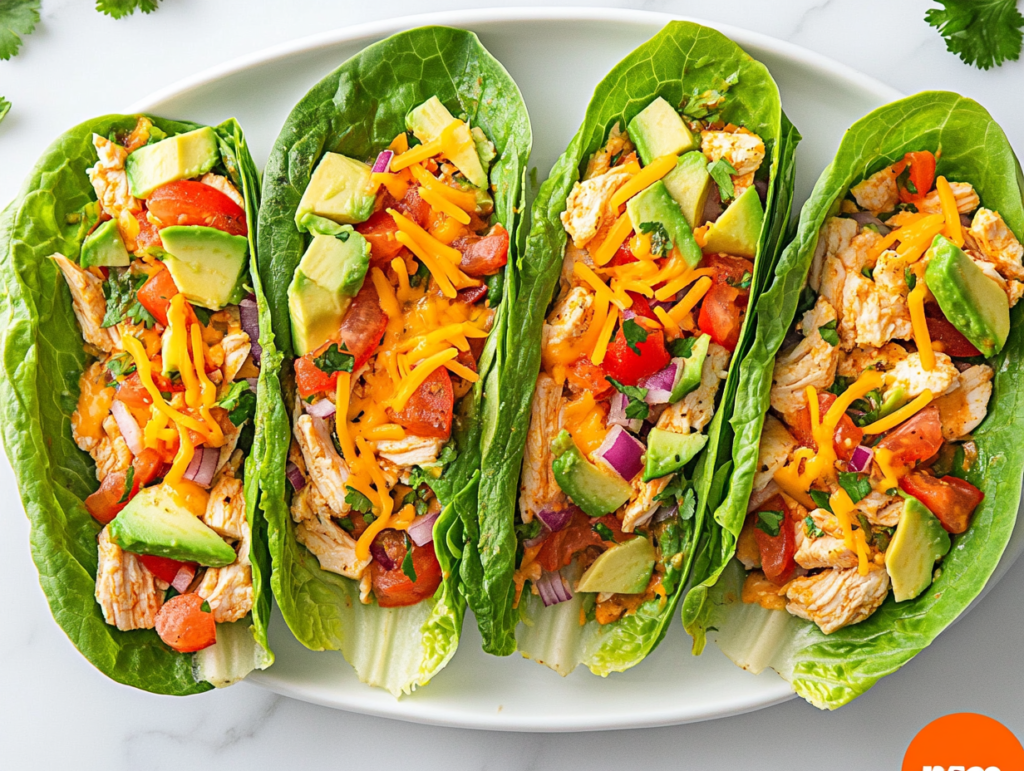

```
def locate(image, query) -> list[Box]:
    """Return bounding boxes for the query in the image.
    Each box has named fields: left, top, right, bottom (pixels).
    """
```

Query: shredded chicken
left=583, top=123, right=631, bottom=180
left=753, top=416, right=797, bottom=491
left=94, top=415, right=133, bottom=480
left=294, top=413, right=350, bottom=516
left=837, top=342, right=908, bottom=378
left=220, top=330, right=251, bottom=386
left=934, top=364, right=994, bottom=440
left=291, top=484, right=370, bottom=579
left=785, top=566, right=890, bottom=634
left=95, top=527, right=163, bottom=630
left=657, top=342, right=729, bottom=434
left=542, top=286, right=594, bottom=349
left=201, top=471, right=247, bottom=540
left=52, top=254, right=119, bottom=353
left=87, top=134, right=141, bottom=221
left=794, top=521, right=859, bottom=570
left=850, top=165, right=899, bottom=214
left=810, top=217, right=858, bottom=299
left=197, top=526, right=253, bottom=624
left=519, top=374, right=566, bottom=523
left=917, top=181, right=980, bottom=216
left=968, top=208, right=1024, bottom=282
left=886, top=351, right=959, bottom=400
left=770, top=297, right=840, bottom=419
left=839, top=247, right=913, bottom=350
left=560, top=167, right=632, bottom=248
left=857, top=490, right=902, bottom=528
left=622, top=476, right=669, bottom=533
left=700, top=129, right=765, bottom=177
left=376, top=435, right=443, bottom=467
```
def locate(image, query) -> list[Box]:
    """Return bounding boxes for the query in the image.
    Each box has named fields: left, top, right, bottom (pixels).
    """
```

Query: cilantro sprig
left=216, top=381, right=256, bottom=426
left=313, top=344, right=355, bottom=374
left=755, top=510, right=785, bottom=537
left=925, top=0, right=1024, bottom=70
left=638, top=221, right=673, bottom=257
left=607, top=377, right=649, bottom=421
left=620, top=318, right=648, bottom=355
left=707, top=158, right=737, bottom=203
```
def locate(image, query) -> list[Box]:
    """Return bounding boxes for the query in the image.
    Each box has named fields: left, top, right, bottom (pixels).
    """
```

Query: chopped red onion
left=649, top=298, right=676, bottom=313
left=523, top=531, right=548, bottom=549
left=536, top=507, right=573, bottom=533
left=286, top=462, right=306, bottom=492
left=171, top=564, right=196, bottom=593
left=239, top=294, right=262, bottom=365
left=959, top=213, right=972, bottom=228
left=407, top=511, right=439, bottom=547
left=183, top=446, right=218, bottom=488
left=608, top=391, right=642, bottom=433
left=110, top=399, right=144, bottom=456
left=372, top=150, right=394, bottom=174
left=639, top=361, right=679, bottom=404
left=535, top=570, right=573, bottom=607
left=245, top=377, right=258, bottom=392
left=370, top=541, right=396, bottom=571
left=305, top=398, right=337, bottom=418
left=748, top=480, right=781, bottom=513
left=849, top=211, right=890, bottom=236
left=849, top=445, right=874, bottom=474
left=595, top=425, right=645, bottom=482
left=654, top=504, right=677, bottom=523
left=702, top=183, right=723, bottom=225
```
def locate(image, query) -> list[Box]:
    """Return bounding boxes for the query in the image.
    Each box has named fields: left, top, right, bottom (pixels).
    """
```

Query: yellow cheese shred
left=365, top=424, right=406, bottom=441
left=392, top=257, right=413, bottom=302
left=409, top=165, right=477, bottom=213
left=668, top=276, right=712, bottom=324
left=371, top=267, right=401, bottom=319
left=419, top=186, right=471, bottom=225
left=444, top=359, right=479, bottom=382
left=829, top=488, right=857, bottom=550
left=189, top=322, right=224, bottom=447
left=653, top=307, right=682, bottom=337
left=591, top=307, right=619, bottom=365
left=395, top=231, right=456, bottom=297
left=907, top=282, right=935, bottom=371
left=936, top=176, right=964, bottom=247
left=654, top=268, right=716, bottom=302
left=860, top=390, right=933, bottom=435
left=164, top=422, right=195, bottom=488
left=390, top=134, right=445, bottom=171
left=592, top=212, right=634, bottom=267
left=122, top=335, right=212, bottom=440
left=371, top=172, right=410, bottom=200
left=874, top=447, right=902, bottom=491
left=609, top=155, right=678, bottom=209
left=389, top=347, right=459, bottom=412
left=573, top=261, right=615, bottom=301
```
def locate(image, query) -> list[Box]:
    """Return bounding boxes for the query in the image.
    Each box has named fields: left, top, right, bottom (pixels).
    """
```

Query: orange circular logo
left=903, top=713, right=1024, bottom=771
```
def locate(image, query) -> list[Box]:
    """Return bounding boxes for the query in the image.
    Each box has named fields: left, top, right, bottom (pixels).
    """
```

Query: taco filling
left=515, top=96, right=768, bottom=624
left=285, top=97, right=503, bottom=608
left=744, top=151, right=1006, bottom=633
left=57, top=118, right=262, bottom=657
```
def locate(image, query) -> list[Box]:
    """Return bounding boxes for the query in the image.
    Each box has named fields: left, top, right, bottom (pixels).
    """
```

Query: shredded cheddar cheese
left=907, top=282, right=934, bottom=371
left=609, top=154, right=678, bottom=209
left=592, top=211, right=633, bottom=266
left=936, top=176, right=964, bottom=247
left=860, top=390, right=933, bottom=435
left=591, top=307, right=619, bottom=365
left=668, top=276, right=712, bottom=324
left=389, top=347, right=459, bottom=412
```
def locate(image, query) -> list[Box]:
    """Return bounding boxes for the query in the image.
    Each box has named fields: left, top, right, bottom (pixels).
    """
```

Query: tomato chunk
left=925, top=306, right=982, bottom=357
left=566, top=356, right=612, bottom=398
left=625, top=292, right=658, bottom=321
left=900, top=471, right=984, bottom=534
left=155, top=593, right=217, bottom=653
left=137, top=267, right=179, bottom=327
left=147, top=180, right=247, bottom=236
left=83, top=448, right=163, bottom=524
left=133, top=211, right=163, bottom=253
left=454, top=224, right=509, bottom=277
left=705, top=254, right=755, bottom=287
left=294, top=353, right=339, bottom=399
left=608, top=235, right=638, bottom=266
left=534, top=508, right=623, bottom=573
left=602, top=322, right=671, bottom=386
left=875, top=405, right=943, bottom=464
left=752, top=495, right=797, bottom=586
left=355, top=208, right=405, bottom=265
left=698, top=282, right=745, bottom=352
left=389, top=366, right=454, bottom=439
left=369, top=530, right=443, bottom=608
left=138, top=554, right=195, bottom=585
left=340, top=283, right=388, bottom=369
left=788, top=391, right=864, bottom=463
left=897, top=151, right=936, bottom=204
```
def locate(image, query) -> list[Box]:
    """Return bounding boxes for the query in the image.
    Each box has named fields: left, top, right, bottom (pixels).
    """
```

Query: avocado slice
left=886, top=495, right=951, bottom=602
left=160, top=225, right=249, bottom=311
left=295, top=152, right=376, bottom=231
left=109, top=485, right=236, bottom=567
left=287, top=230, right=370, bottom=356
left=627, top=96, right=698, bottom=166
left=550, top=430, right=633, bottom=517
left=669, top=333, right=711, bottom=403
left=626, top=180, right=702, bottom=268
left=662, top=151, right=713, bottom=230
left=81, top=219, right=130, bottom=268
left=642, top=428, right=708, bottom=482
left=925, top=234, right=1010, bottom=356
left=702, top=184, right=764, bottom=258
left=576, top=536, right=657, bottom=594
left=407, top=96, right=488, bottom=188
left=125, top=126, right=220, bottom=199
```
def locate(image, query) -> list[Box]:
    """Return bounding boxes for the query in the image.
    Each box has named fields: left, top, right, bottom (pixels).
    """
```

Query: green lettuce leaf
left=503, top=20, right=792, bottom=672
left=0, top=114, right=272, bottom=694
left=705, top=91, right=1024, bottom=708
left=256, top=26, right=531, bottom=692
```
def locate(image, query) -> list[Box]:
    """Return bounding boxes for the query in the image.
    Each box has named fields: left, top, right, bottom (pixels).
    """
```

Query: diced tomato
left=355, top=208, right=405, bottom=265
left=925, top=306, right=982, bottom=357
left=379, top=184, right=432, bottom=228
left=602, top=322, right=671, bottom=386
left=155, top=593, right=217, bottom=653
left=626, top=292, right=658, bottom=321
left=369, top=530, right=443, bottom=608
left=454, top=223, right=509, bottom=277
left=134, top=211, right=163, bottom=253
left=340, top=283, right=388, bottom=369
left=608, top=235, right=638, bottom=266
left=137, top=267, right=180, bottom=327
left=705, top=254, right=755, bottom=287
left=294, top=353, right=339, bottom=399
left=752, top=495, right=797, bottom=586
left=83, top=448, right=163, bottom=525
left=114, top=373, right=153, bottom=408
left=698, top=282, right=745, bottom=352
left=147, top=180, right=248, bottom=236
left=534, top=508, right=622, bottom=573
left=788, top=391, right=864, bottom=463
left=900, top=471, right=984, bottom=534
left=566, top=355, right=612, bottom=398
left=389, top=366, right=454, bottom=439
left=138, top=554, right=195, bottom=585
left=898, top=151, right=936, bottom=204
left=456, top=284, right=489, bottom=305
left=875, top=405, right=943, bottom=464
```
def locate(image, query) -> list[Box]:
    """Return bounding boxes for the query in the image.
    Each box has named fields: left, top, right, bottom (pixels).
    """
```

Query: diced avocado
left=627, top=97, right=698, bottom=166
left=886, top=495, right=951, bottom=602
left=925, top=234, right=1010, bottom=356
left=550, top=430, right=633, bottom=517
left=295, top=152, right=376, bottom=230
left=662, top=151, right=713, bottom=230
left=287, top=230, right=370, bottom=356
left=109, top=485, right=236, bottom=567
left=406, top=96, right=488, bottom=188
left=471, top=126, right=496, bottom=173
left=125, top=127, right=220, bottom=199
left=81, top=219, right=130, bottom=268
left=643, top=428, right=708, bottom=482
left=160, top=225, right=248, bottom=311
left=576, top=536, right=657, bottom=594
left=626, top=180, right=702, bottom=268
left=703, top=184, right=764, bottom=258
left=669, top=333, right=711, bottom=403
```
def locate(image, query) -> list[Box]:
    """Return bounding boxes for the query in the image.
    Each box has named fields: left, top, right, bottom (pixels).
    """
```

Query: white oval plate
left=131, top=7, right=1022, bottom=731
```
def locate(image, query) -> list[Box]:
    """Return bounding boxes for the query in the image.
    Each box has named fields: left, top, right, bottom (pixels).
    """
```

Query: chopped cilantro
left=191, top=305, right=213, bottom=326
left=607, top=377, right=649, bottom=421
left=828, top=375, right=853, bottom=397
left=707, top=158, right=737, bottom=202
left=345, top=488, right=374, bottom=514
left=677, top=488, right=696, bottom=521
left=862, top=266, right=874, bottom=280
left=638, top=221, right=673, bottom=257
left=857, top=513, right=875, bottom=545
left=838, top=471, right=872, bottom=504
left=516, top=518, right=542, bottom=543
left=808, top=489, right=833, bottom=512
left=654, top=473, right=690, bottom=505
left=0, top=0, right=39, bottom=61
left=727, top=271, right=752, bottom=290
left=818, top=319, right=839, bottom=346
left=755, top=510, right=784, bottom=537
left=117, top=466, right=135, bottom=504
left=905, top=267, right=917, bottom=290
left=680, top=72, right=739, bottom=122
left=804, top=515, right=825, bottom=539
left=101, top=269, right=157, bottom=329
left=106, top=352, right=136, bottom=380
left=592, top=522, right=615, bottom=541
left=409, top=260, right=430, bottom=288
left=200, top=600, right=211, bottom=614
left=401, top=537, right=417, bottom=582
left=96, top=1, right=161, bottom=19
left=216, top=381, right=257, bottom=426
left=668, top=336, right=696, bottom=359
left=0, top=96, right=9, bottom=124
left=313, top=343, right=354, bottom=374
left=621, top=318, right=649, bottom=355
left=338, top=517, right=356, bottom=533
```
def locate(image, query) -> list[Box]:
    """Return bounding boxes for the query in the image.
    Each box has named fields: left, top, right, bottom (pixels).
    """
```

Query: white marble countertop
left=2, top=1, right=1022, bottom=767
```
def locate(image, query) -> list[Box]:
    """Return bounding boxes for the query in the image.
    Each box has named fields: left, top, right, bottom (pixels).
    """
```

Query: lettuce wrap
left=0, top=115, right=273, bottom=694
left=695, top=91, right=1024, bottom=709
left=475, top=21, right=798, bottom=674
left=257, top=26, right=531, bottom=695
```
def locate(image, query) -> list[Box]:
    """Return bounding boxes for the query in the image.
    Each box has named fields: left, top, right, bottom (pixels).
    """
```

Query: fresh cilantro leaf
left=755, top=510, right=784, bottom=537
left=862, top=266, right=874, bottom=280
left=313, top=343, right=354, bottom=374
left=105, top=352, right=136, bottom=380
left=200, top=600, right=212, bottom=614
left=804, top=515, right=825, bottom=539
left=95, top=0, right=160, bottom=20
left=609, top=151, right=623, bottom=167
left=925, top=0, right=1024, bottom=70
left=338, top=517, right=356, bottom=533
left=191, top=305, right=213, bottom=326
left=345, top=488, right=374, bottom=514
left=707, top=158, right=737, bottom=202
left=101, top=269, right=156, bottom=329
left=668, top=336, right=696, bottom=359
left=818, top=319, right=839, bottom=346
left=0, top=0, right=39, bottom=61
left=654, top=473, right=690, bottom=505
left=905, top=267, right=917, bottom=290
left=808, top=489, right=833, bottom=512
left=638, top=221, right=673, bottom=257
left=216, top=381, right=256, bottom=426
left=828, top=375, right=853, bottom=397
left=117, top=466, right=135, bottom=504
left=727, top=271, right=752, bottom=290
left=621, top=318, right=648, bottom=355
left=838, top=471, right=872, bottom=504
left=796, top=285, right=817, bottom=315
left=409, top=260, right=430, bottom=288
left=592, top=522, right=615, bottom=541
left=401, top=537, right=417, bottom=582
left=0, top=96, right=9, bottom=124
left=677, top=488, right=696, bottom=521
left=516, top=518, right=542, bottom=543
left=607, top=376, right=649, bottom=421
